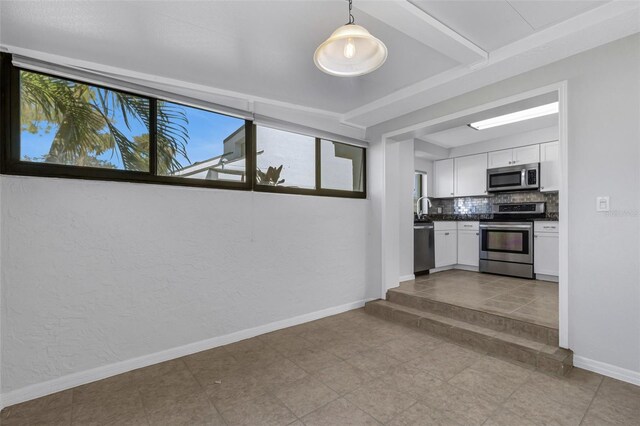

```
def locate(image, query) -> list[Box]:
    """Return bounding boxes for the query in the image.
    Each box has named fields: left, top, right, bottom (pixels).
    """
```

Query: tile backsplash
left=429, top=191, right=559, bottom=215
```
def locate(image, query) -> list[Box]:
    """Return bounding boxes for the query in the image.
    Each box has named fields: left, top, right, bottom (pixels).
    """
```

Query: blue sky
left=21, top=100, right=244, bottom=170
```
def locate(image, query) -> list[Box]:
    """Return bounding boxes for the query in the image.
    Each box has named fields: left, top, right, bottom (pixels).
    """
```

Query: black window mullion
left=248, top=122, right=256, bottom=188
left=315, top=137, right=321, bottom=190
left=149, top=99, right=158, bottom=176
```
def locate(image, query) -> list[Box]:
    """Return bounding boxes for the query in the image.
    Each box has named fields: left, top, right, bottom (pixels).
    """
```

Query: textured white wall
left=371, top=34, right=640, bottom=376
left=0, top=175, right=373, bottom=393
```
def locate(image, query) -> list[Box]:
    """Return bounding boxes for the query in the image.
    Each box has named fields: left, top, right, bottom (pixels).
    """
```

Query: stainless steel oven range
left=479, top=202, right=545, bottom=279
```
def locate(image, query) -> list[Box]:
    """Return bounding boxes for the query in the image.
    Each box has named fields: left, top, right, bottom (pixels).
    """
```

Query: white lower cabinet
left=534, top=221, right=559, bottom=279
left=434, top=222, right=457, bottom=268
left=457, top=222, right=479, bottom=267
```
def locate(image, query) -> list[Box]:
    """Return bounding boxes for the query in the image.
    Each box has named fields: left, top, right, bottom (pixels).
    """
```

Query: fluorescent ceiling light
left=468, top=102, right=559, bottom=130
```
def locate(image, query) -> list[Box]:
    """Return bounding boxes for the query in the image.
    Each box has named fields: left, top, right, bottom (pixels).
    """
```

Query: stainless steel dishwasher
left=414, top=222, right=435, bottom=274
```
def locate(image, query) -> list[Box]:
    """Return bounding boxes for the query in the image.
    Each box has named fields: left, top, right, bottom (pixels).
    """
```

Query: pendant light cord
left=347, top=0, right=355, bottom=24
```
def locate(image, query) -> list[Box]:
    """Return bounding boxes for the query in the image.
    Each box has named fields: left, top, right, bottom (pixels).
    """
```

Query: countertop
left=418, top=213, right=559, bottom=222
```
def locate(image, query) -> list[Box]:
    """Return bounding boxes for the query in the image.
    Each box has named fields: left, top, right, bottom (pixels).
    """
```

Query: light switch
left=596, top=196, right=610, bottom=212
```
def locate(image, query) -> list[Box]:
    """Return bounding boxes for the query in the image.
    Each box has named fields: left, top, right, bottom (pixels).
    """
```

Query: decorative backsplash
left=429, top=191, right=559, bottom=215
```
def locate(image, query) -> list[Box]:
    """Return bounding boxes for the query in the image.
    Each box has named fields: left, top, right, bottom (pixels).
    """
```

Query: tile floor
left=398, top=270, right=559, bottom=328
left=2, top=309, right=639, bottom=425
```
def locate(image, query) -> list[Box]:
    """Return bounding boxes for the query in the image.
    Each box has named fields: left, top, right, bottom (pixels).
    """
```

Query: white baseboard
left=429, top=265, right=455, bottom=273
left=398, top=274, right=415, bottom=282
left=573, top=355, right=640, bottom=386
left=535, top=274, right=559, bottom=282
left=453, top=264, right=479, bottom=272
left=0, top=298, right=375, bottom=410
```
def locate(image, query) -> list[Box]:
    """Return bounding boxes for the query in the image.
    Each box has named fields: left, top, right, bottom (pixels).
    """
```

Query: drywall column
left=398, top=140, right=415, bottom=280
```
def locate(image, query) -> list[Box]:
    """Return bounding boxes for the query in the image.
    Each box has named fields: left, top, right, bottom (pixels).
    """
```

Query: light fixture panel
left=468, top=102, right=559, bottom=130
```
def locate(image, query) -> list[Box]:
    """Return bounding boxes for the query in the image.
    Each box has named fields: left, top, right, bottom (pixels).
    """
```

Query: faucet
left=416, top=196, right=432, bottom=219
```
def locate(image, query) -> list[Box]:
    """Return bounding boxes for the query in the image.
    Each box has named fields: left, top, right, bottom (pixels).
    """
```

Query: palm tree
left=20, top=71, right=189, bottom=172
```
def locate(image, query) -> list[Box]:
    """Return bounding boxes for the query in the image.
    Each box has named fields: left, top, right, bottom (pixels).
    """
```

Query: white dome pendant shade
left=314, top=0, right=387, bottom=77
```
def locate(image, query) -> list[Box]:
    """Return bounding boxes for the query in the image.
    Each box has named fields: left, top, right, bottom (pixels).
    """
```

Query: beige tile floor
left=2, top=309, right=638, bottom=425
left=399, top=270, right=559, bottom=328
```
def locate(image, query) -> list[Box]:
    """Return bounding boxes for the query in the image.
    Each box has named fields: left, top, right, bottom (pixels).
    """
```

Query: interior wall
left=0, top=175, right=373, bottom=394
left=370, top=34, right=640, bottom=378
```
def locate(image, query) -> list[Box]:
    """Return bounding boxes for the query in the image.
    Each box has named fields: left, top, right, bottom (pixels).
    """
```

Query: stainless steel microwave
left=486, top=163, right=539, bottom=192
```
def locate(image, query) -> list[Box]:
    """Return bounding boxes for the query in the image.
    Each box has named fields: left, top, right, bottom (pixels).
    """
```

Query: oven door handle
left=479, top=224, right=532, bottom=229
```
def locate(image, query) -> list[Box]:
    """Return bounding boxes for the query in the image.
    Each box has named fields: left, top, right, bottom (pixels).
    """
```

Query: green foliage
left=20, top=72, right=188, bottom=172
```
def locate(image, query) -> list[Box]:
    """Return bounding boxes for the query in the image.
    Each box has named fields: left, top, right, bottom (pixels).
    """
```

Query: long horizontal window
left=1, top=53, right=365, bottom=198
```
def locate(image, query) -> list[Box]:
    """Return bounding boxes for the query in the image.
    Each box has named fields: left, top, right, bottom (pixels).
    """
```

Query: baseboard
left=535, top=274, right=559, bottom=282
left=398, top=274, right=415, bottom=282
left=0, top=298, right=375, bottom=410
left=453, top=264, right=479, bottom=272
left=429, top=265, right=454, bottom=273
left=573, top=355, right=640, bottom=386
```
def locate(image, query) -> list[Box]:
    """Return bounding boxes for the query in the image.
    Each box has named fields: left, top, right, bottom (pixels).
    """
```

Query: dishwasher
left=414, top=222, right=435, bottom=274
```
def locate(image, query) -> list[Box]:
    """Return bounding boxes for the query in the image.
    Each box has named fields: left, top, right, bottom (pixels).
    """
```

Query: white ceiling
left=419, top=91, right=559, bottom=148
left=409, top=0, right=607, bottom=51
left=1, top=0, right=636, bottom=138
left=422, top=114, right=558, bottom=148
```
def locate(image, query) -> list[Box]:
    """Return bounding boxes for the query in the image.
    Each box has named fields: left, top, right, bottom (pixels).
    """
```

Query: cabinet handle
left=541, top=186, right=545, bottom=190
left=475, top=232, right=479, bottom=236
left=534, top=235, right=538, bottom=238
left=450, top=192, right=454, bottom=195
left=444, top=232, right=450, bottom=236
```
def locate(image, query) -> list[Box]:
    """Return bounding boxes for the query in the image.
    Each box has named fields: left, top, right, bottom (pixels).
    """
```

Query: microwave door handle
left=521, top=169, right=526, bottom=186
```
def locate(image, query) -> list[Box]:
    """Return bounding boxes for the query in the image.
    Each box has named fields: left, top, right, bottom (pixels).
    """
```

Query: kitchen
left=367, top=91, right=567, bottom=374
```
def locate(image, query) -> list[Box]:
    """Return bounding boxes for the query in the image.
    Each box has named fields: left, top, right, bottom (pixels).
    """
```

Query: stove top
left=488, top=202, right=546, bottom=221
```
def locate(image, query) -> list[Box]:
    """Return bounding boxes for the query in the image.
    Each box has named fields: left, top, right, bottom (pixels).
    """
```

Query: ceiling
left=1, top=0, right=637, bottom=139
left=422, top=114, right=558, bottom=148
left=420, top=92, right=559, bottom=148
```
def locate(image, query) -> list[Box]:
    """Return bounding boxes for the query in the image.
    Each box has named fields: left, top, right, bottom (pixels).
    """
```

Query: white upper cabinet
left=512, top=144, right=540, bottom=165
left=454, top=153, right=488, bottom=197
left=434, top=158, right=455, bottom=198
left=488, top=145, right=540, bottom=168
left=540, top=141, right=560, bottom=192
left=487, top=149, right=513, bottom=168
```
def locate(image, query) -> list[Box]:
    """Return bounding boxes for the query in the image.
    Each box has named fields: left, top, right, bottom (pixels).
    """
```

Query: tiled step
left=364, top=299, right=573, bottom=377
left=387, top=288, right=559, bottom=346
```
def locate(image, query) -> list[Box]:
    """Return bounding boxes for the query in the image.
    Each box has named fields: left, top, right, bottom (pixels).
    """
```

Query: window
left=255, top=126, right=315, bottom=189
left=320, top=139, right=364, bottom=192
left=19, top=70, right=150, bottom=171
left=1, top=53, right=364, bottom=198
left=413, top=172, right=427, bottom=213
left=157, top=101, right=247, bottom=182
left=254, top=126, right=366, bottom=197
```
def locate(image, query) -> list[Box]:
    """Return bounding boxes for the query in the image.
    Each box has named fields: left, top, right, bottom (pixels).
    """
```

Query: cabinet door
left=512, top=145, right=540, bottom=165
left=540, top=141, right=560, bottom=192
left=455, top=153, right=488, bottom=197
left=488, top=149, right=513, bottom=168
left=534, top=233, right=559, bottom=276
left=435, top=230, right=457, bottom=267
left=434, top=159, right=454, bottom=198
left=457, top=230, right=479, bottom=267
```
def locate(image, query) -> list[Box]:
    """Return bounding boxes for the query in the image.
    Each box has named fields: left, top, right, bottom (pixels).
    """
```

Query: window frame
left=253, top=125, right=366, bottom=199
left=0, top=53, right=365, bottom=198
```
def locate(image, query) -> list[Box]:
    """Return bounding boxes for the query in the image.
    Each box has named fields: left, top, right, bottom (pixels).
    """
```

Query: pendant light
left=314, top=0, right=388, bottom=77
